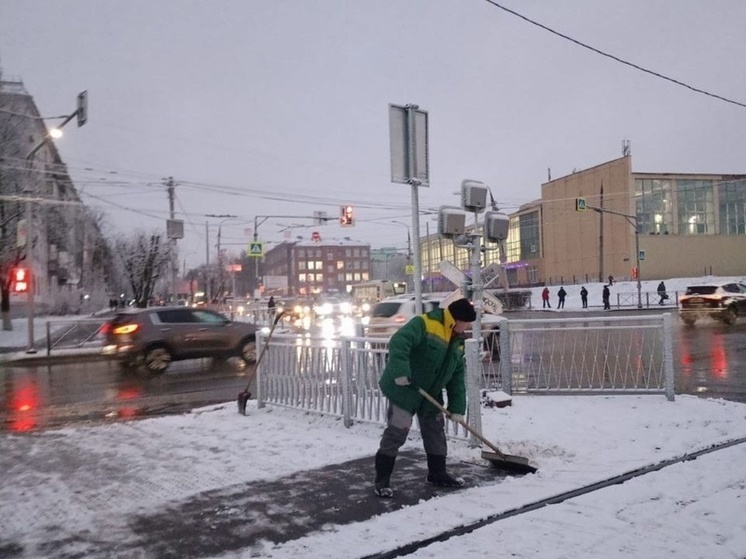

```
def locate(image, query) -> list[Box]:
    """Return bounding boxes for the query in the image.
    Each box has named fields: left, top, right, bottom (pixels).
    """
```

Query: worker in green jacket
left=373, top=297, right=477, bottom=498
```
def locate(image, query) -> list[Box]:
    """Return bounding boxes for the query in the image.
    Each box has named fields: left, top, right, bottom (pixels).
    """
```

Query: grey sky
left=2, top=0, right=745, bottom=267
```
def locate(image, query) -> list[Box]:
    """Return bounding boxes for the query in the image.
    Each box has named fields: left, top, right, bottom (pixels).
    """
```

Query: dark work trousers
left=378, top=402, right=448, bottom=458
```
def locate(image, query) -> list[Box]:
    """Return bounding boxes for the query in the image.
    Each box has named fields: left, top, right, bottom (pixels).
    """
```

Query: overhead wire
left=483, top=0, right=746, bottom=109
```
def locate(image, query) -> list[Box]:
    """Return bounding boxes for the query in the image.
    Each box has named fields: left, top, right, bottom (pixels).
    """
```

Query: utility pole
left=165, top=177, right=177, bottom=303
left=599, top=182, right=604, bottom=284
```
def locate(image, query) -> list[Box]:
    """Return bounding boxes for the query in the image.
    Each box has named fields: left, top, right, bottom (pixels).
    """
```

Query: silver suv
left=101, top=307, right=258, bottom=374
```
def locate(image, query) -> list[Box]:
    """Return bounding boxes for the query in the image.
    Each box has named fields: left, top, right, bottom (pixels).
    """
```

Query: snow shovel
left=417, top=387, right=537, bottom=474
left=237, top=310, right=286, bottom=415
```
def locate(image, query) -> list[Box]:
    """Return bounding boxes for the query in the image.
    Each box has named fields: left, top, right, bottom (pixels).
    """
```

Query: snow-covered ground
left=1, top=396, right=745, bottom=558
left=1, top=275, right=745, bottom=558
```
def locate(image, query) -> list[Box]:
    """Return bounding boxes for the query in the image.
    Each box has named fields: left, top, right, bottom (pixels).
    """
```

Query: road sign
left=389, top=104, right=429, bottom=186
left=439, top=260, right=467, bottom=286
left=576, top=198, right=587, bottom=211
left=248, top=241, right=264, bottom=257
left=438, top=260, right=504, bottom=314
left=439, top=261, right=501, bottom=289
left=482, top=291, right=503, bottom=315
left=639, top=250, right=646, bottom=261
left=405, top=264, right=415, bottom=275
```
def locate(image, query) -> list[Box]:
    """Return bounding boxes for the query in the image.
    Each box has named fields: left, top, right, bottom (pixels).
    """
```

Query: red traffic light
left=12, top=268, right=29, bottom=293
left=340, top=205, right=354, bottom=226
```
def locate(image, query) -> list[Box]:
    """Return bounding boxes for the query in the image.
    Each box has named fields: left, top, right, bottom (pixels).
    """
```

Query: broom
left=237, top=310, right=285, bottom=415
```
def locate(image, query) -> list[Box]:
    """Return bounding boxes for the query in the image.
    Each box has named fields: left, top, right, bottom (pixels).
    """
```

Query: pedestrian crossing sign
left=248, top=241, right=264, bottom=257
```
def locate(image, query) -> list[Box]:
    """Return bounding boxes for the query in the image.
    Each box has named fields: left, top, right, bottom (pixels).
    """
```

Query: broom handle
left=242, top=310, right=285, bottom=392
left=417, top=387, right=506, bottom=459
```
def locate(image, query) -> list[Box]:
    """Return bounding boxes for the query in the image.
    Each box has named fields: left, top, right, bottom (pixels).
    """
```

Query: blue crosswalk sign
left=248, top=241, right=264, bottom=257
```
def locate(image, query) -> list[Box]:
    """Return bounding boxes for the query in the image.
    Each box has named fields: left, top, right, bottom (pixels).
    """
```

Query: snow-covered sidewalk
left=1, top=395, right=745, bottom=558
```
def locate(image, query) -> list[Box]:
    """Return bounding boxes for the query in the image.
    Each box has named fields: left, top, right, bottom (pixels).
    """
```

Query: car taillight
left=113, top=323, right=140, bottom=335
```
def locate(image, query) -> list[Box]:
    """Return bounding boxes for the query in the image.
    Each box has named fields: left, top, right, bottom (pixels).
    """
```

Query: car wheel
left=723, top=306, right=738, bottom=325
left=239, top=337, right=257, bottom=364
left=143, top=346, right=171, bottom=374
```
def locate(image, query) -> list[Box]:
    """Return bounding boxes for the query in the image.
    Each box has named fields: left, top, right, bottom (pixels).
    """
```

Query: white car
left=366, top=294, right=504, bottom=356
left=678, top=281, right=746, bottom=325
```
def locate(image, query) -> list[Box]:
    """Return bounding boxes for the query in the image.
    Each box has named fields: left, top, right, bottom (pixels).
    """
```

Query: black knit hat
left=448, top=298, right=477, bottom=322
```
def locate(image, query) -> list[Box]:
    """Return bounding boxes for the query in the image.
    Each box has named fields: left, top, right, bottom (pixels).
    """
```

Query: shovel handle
left=417, top=387, right=506, bottom=460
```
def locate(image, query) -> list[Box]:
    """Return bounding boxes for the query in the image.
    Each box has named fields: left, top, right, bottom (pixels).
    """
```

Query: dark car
left=101, top=307, right=258, bottom=374
left=678, top=282, right=746, bottom=325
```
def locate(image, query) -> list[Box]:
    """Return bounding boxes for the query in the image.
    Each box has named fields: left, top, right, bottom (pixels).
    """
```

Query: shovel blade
left=237, top=390, right=251, bottom=415
left=481, top=450, right=538, bottom=474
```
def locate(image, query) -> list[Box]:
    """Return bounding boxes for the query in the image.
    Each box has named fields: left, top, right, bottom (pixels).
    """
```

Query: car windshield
left=685, top=286, right=718, bottom=295
left=372, top=302, right=405, bottom=318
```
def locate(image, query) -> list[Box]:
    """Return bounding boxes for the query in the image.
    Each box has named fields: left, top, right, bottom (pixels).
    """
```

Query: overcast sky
left=2, top=0, right=745, bottom=268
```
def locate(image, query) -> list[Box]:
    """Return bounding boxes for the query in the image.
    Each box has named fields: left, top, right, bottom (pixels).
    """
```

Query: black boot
left=374, top=452, right=396, bottom=498
left=426, top=453, right=465, bottom=488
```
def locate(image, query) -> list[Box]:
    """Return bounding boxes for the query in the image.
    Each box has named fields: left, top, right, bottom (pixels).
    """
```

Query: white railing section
left=499, top=314, right=675, bottom=400
left=256, top=314, right=674, bottom=431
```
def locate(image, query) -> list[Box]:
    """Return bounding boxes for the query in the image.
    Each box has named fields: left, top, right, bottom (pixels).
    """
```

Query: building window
left=299, top=261, right=307, bottom=271
left=719, top=179, right=746, bottom=235
left=527, top=266, right=539, bottom=285
left=336, top=260, right=344, bottom=270
left=636, top=179, right=672, bottom=235
left=677, top=180, right=714, bottom=235
left=517, top=211, right=539, bottom=260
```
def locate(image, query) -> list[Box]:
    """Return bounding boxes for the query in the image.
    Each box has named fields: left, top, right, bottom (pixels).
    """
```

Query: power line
left=483, top=0, right=746, bottom=109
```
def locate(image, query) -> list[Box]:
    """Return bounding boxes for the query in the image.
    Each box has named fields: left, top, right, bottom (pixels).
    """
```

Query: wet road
left=0, top=358, right=255, bottom=432
left=1, top=309, right=744, bottom=432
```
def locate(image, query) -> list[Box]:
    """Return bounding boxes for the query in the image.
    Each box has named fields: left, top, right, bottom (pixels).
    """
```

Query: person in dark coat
left=557, top=286, right=567, bottom=309
left=541, top=287, right=551, bottom=309
left=267, top=296, right=276, bottom=318
left=657, top=281, right=668, bottom=305
left=602, top=284, right=611, bottom=310
left=580, top=286, right=588, bottom=308
left=373, top=298, right=477, bottom=498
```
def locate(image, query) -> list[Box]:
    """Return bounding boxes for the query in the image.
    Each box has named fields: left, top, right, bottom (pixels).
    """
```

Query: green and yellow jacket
left=379, top=307, right=467, bottom=416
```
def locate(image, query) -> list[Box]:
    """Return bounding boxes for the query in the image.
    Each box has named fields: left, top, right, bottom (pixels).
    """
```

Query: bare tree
left=114, top=230, right=172, bottom=308
left=0, top=88, right=31, bottom=330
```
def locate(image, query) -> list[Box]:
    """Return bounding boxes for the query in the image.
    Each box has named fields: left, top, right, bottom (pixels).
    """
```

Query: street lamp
left=205, top=214, right=237, bottom=301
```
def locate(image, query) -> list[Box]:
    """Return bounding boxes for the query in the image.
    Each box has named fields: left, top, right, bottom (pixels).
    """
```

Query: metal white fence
left=256, top=314, right=675, bottom=431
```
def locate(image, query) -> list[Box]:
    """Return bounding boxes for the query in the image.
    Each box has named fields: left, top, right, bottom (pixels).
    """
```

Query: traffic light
left=340, top=205, right=354, bottom=226
left=12, top=268, right=29, bottom=293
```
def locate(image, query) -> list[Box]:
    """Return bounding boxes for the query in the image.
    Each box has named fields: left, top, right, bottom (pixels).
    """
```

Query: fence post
left=662, top=313, right=675, bottom=401
left=499, top=321, right=513, bottom=395
left=340, top=338, right=353, bottom=427
left=256, top=330, right=266, bottom=409
left=465, top=338, right=481, bottom=447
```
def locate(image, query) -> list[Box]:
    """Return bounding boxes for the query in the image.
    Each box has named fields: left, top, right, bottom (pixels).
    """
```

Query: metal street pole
left=25, top=197, right=35, bottom=353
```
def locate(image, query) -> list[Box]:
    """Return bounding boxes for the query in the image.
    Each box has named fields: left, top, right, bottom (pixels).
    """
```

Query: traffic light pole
left=252, top=213, right=332, bottom=297
left=586, top=205, right=642, bottom=309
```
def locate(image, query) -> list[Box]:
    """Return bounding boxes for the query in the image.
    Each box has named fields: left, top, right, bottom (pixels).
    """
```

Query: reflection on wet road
left=1, top=358, right=253, bottom=432
left=674, top=318, right=746, bottom=402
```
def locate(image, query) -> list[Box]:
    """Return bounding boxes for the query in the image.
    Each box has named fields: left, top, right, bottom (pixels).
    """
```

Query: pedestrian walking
left=542, top=287, right=551, bottom=308
left=267, top=295, right=276, bottom=318
left=557, top=286, right=567, bottom=309
left=602, top=284, right=611, bottom=310
left=373, top=298, right=477, bottom=498
left=657, top=281, right=668, bottom=305
left=580, top=286, right=588, bottom=308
